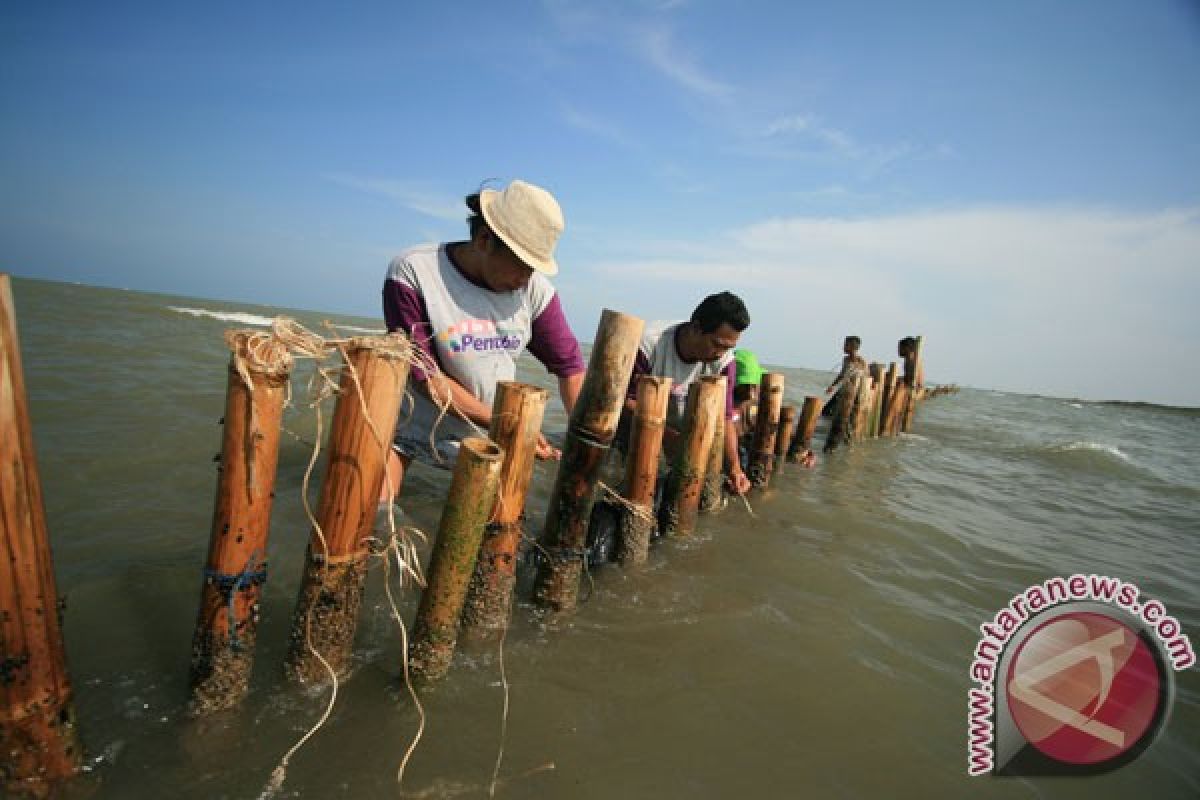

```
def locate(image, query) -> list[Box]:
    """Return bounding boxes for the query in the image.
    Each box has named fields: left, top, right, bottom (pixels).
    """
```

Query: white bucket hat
left=479, top=180, right=564, bottom=276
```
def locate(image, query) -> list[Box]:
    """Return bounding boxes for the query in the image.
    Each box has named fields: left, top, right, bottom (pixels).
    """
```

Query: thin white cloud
left=634, top=26, right=733, bottom=100
left=561, top=105, right=637, bottom=148
left=322, top=173, right=463, bottom=222
left=579, top=205, right=1200, bottom=405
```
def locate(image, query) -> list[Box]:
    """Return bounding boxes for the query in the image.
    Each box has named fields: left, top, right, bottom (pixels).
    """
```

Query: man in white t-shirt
left=624, top=292, right=752, bottom=496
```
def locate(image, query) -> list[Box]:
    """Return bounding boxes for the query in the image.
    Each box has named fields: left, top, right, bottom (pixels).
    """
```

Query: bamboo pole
left=773, top=405, right=797, bottom=474
left=0, top=275, right=82, bottom=798
left=285, top=335, right=410, bottom=685
left=534, top=310, right=644, bottom=613
left=658, top=376, right=723, bottom=537
left=885, top=381, right=911, bottom=437
left=879, top=363, right=899, bottom=438
left=867, top=363, right=885, bottom=438
left=788, top=396, right=822, bottom=461
left=616, top=376, right=671, bottom=565
left=854, top=370, right=873, bottom=442
left=902, top=336, right=924, bottom=432
left=698, top=376, right=727, bottom=513
left=188, top=331, right=290, bottom=715
left=408, top=437, right=504, bottom=682
left=747, top=372, right=785, bottom=486
left=461, top=382, right=547, bottom=636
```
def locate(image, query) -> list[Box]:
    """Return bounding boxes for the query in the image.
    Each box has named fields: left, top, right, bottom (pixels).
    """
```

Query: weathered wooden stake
left=902, top=335, right=925, bottom=432
left=408, top=437, right=504, bottom=682
left=617, top=376, right=671, bottom=565
left=461, top=382, right=547, bottom=636
left=773, top=405, right=797, bottom=474
left=788, top=395, right=823, bottom=460
left=885, top=381, right=911, bottom=437
left=0, top=275, right=82, bottom=798
left=879, top=363, right=899, bottom=437
left=534, top=310, right=643, bottom=613
left=659, top=376, right=723, bottom=537
left=285, top=335, right=410, bottom=684
left=868, top=362, right=888, bottom=438
left=698, top=376, right=727, bottom=513
left=188, top=331, right=290, bottom=715
left=747, top=372, right=785, bottom=485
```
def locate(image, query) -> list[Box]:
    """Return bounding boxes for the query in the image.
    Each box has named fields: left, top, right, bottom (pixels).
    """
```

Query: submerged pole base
left=616, top=503, right=655, bottom=566
left=188, top=627, right=258, bottom=715
left=0, top=695, right=82, bottom=799
left=748, top=453, right=774, bottom=487
left=461, top=526, right=523, bottom=637
left=284, top=550, right=368, bottom=685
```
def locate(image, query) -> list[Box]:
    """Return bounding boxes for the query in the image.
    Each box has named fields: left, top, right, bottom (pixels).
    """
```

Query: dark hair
left=898, top=336, right=917, bottom=352
left=733, top=383, right=757, bottom=405
left=690, top=291, right=750, bottom=334
left=466, top=193, right=486, bottom=237
left=465, top=192, right=515, bottom=255
left=845, top=335, right=862, bottom=350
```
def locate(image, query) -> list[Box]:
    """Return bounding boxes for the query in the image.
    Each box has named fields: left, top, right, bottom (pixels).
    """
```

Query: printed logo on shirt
left=437, top=318, right=523, bottom=357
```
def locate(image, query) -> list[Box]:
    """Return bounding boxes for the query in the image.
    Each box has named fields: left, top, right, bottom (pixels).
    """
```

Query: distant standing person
left=380, top=180, right=586, bottom=501
left=625, top=292, right=753, bottom=495
left=898, top=336, right=924, bottom=391
left=824, top=335, right=867, bottom=451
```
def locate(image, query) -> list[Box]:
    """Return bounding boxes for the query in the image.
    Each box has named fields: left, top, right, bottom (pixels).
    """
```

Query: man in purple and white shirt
left=381, top=180, right=585, bottom=501
left=625, top=291, right=753, bottom=496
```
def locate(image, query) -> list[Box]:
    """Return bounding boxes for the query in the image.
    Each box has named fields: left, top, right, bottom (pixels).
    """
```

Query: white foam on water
left=1067, top=402, right=1084, bottom=408
left=330, top=323, right=385, bottom=335
left=898, top=433, right=930, bottom=442
left=1056, top=441, right=1130, bottom=461
left=168, top=306, right=275, bottom=327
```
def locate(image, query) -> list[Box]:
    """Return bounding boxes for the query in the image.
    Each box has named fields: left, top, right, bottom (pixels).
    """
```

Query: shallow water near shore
left=10, top=276, right=1200, bottom=799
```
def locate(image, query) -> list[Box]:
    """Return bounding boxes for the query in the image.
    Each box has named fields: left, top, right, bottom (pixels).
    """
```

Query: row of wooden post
left=2, top=271, right=935, bottom=793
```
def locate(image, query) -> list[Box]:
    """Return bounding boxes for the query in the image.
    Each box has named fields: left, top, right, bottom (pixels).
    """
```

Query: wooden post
left=885, top=381, right=911, bottom=437
left=698, top=376, right=727, bottom=513
left=285, top=336, right=410, bottom=685
left=747, top=372, right=785, bottom=486
left=659, top=376, right=723, bottom=537
left=461, top=382, right=547, bottom=636
left=408, top=437, right=504, bottom=682
left=773, top=405, right=797, bottom=474
left=788, top=395, right=822, bottom=460
left=867, top=363, right=885, bottom=438
left=854, top=370, right=873, bottom=442
left=1, top=275, right=82, bottom=797
left=902, top=336, right=924, bottom=432
left=879, top=363, right=899, bottom=437
left=616, top=376, right=671, bottom=565
left=534, top=310, right=643, bottom=613
left=188, top=331, right=290, bottom=715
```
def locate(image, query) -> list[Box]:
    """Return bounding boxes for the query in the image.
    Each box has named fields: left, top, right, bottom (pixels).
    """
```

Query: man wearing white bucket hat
left=380, top=179, right=585, bottom=501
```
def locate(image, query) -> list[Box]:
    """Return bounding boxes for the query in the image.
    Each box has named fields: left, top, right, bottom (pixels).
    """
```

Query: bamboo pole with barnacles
left=188, top=331, right=290, bottom=714
left=787, top=395, right=823, bottom=462
left=773, top=405, right=797, bottom=474
left=699, top=377, right=727, bottom=513
left=534, top=310, right=643, bottom=613
left=408, top=437, right=504, bottom=682
left=0, top=275, right=82, bottom=798
left=617, top=376, right=671, bottom=565
left=879, top=363, right=899, bottom=437
left=284, top=335, right=410, bottom=685
left=748, top=373, right=785, bottom=485
left=659, top=376, right=723, bottom=537
left=461, top=382, right=547, bottom=636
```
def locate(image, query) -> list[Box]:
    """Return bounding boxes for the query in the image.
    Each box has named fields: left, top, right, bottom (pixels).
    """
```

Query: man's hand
left=535, top=432, right=561, bottom=461
left=798, top=448, right=817, bottom=469
left=726, top=467, right=752, bottom=496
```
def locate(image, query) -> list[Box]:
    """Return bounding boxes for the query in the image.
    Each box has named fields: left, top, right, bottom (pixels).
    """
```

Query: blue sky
left=3, top=1, right=1198, bottom=405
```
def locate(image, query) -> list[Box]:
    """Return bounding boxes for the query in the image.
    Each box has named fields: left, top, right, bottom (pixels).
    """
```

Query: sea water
left=8, top=277, right=1199, bottom=799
